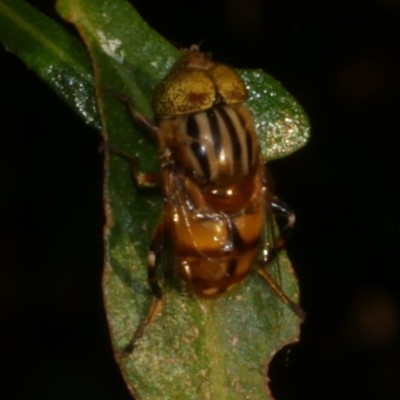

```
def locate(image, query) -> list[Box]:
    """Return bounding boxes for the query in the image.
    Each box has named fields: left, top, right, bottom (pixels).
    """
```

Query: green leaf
left=242, top=69, right=310, bottom=160
left=1, top=0, right=308, bottom=398
left=0, top=0, right=99, bottom=128
left=56, top=0, right=306, bottom=399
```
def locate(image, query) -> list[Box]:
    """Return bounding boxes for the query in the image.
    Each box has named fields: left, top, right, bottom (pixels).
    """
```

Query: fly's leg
left=104, top=85, right=162, bottom=187
left=257, top=268, right=305, bottom=320
left=116, top=161, right=163, bottom=355
left=122, top=220, right=166, bottom=355
left=258, top=197, right=305, bottom=321
left=262, top=197, right=296, bottom=261
left=102, top=137, right=161, bottom=188
left=106, top=85, right=159, bottom=138
left=104, top=89, right=166, bottom=353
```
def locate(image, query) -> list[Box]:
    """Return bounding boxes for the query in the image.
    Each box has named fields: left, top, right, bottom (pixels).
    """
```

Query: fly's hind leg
left=262, top=197, right=296, bottom=260
left=258, top=196, right=305, bottom=321
left=257, top=268, right=305, bottom=320
left=122, top=220, right=166, bottom=355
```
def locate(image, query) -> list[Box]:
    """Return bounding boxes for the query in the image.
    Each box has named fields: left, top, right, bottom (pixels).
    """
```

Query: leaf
left=55, top=0, right=307, bottom=399
left=55, top=1, right=306, bottom=399
left=242, top=69, right=310, bottom=160
left=1, top=0, right=309, bottom=399
left=0, top=0, right=99, bottom=129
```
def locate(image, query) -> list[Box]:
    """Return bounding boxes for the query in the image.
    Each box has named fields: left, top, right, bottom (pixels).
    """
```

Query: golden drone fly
left=117, top=45, right=304, bottom=352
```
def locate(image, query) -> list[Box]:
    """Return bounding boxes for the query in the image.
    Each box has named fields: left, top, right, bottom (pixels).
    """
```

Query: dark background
left=1, top=0, right=400, bottom=399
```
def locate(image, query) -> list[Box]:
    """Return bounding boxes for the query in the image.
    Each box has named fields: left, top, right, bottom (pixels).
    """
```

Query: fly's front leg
left=258, top=196, right=305, bottom=320
left=131, top=155, right=162, bottom=188
left=105, top=86, right=162, bottom=187
left=122, top=220, right=166, bottom=355
left=106, top=84, right=159, bottom=139
left=105, top=143, right=162, bottom=188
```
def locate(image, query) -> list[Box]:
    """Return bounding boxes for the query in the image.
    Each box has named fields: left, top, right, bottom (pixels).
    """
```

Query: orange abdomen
left=166, top=171, right=266, bottom=298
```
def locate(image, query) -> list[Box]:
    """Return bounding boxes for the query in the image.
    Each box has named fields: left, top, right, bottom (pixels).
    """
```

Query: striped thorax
left=159, top=104, right=259, bottom=187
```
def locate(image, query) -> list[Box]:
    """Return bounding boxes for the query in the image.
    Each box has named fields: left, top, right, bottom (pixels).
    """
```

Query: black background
left=1, top=0, right=400, bottom=399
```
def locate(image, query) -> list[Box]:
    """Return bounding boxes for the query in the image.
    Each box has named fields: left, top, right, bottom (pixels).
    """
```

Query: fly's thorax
left=154, top=46, right=260, bottom=188
left=157, top=103, right=260, bottom=187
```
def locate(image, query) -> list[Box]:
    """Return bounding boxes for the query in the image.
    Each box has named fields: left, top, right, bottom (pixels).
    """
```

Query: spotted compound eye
left=154, top=47, right=247, bottom=117
left=208, top=63, right=247, bottom=105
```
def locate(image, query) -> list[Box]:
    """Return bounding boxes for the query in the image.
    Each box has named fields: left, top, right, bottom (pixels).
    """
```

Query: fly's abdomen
left=169, top=188, right=265, bottom=298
